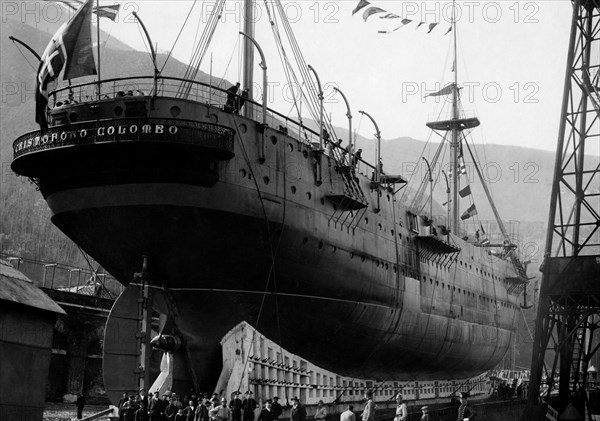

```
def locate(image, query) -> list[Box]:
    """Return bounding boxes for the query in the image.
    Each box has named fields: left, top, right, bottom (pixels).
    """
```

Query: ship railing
left=458, top=219, right=520, bottom=246
left=49, top=76, right=377, bottom=174
left=0, top=252, right=123, bottom=299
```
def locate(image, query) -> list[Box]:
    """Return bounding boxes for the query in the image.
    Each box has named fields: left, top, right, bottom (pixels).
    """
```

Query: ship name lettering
left=155, top=124, right=164, bottom=134
left=107, top=126, right=115, bottom=135
left=118, top=126, right=127, bottom=135
left=60, top=132, right=68, bottom=141
left=129, top=125, right=138, bottom=134
left=33, top=137, right=40, bottom=147
left=142, top=125, right=152, bottom=134
left=79, top=129, right=87, bottom=137
left=97, top=127, right=105, bottom=136
left=168, top=126, right=178, bottom=134
left=27, top=138, right=33, bottom=148
left=42, top=134, right=49, bottom=144
left=50, top=133, right=58, bottom=143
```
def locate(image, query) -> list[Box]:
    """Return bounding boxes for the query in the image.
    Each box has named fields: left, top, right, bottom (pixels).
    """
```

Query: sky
left=10, top=0, right=575, bottom=152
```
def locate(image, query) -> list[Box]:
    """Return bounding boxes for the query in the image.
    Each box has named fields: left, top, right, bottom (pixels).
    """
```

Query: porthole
left=263, top=176, right=270, bottom=185
left=69, top=112, right=78, bottom=122
left=391, top=229, right=395, bottom=236
left=291, top=186, right=296, bottom=194
left=239, top=169, right=247, bottom=178
left=288, top=143, right=294, bottom=152
left=376, top=261, right=380, bottom=267
left=239, top=123, right=248, bottom=133
left=306, top=192, right=312, bottom=200
left=332, top=246, right=337, bottom=253
left=113, top=105, right=123, bottom=116
left=365, top=217, right=369, bottom=225
left=303, top=150, right=308, bottom=159
left=210, top=113, right=218, bottom=123
left=271, top=136, right=278, bottom=145
left=378, top=223, right=382, bottom=231
left=318, top=241, right=324, bottom=249
left=170, top=105, right=181, bottom=117
left=320, top=198, right=325, bottom=205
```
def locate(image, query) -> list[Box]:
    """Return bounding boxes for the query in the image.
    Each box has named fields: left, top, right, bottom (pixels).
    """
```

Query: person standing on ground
left=457, top=392, right=475, bottom=420
left=420, top=406, right=429, bottom=421
left=270, top=397, right=282, bottom=421
left=314, top=400, right=328, bottom=421
left=394, top=394, right=407, bottom=421
left=340, top=405, right=355, bottom=421
left=257, top=399, right=273, bottom=421
left=290, top=397, right=306, bottom=421
left=361, top=391, right=375, bottom=421
left=196, top=398, right=210, bottom=421
left=230, top=392, right=243, bottom=421
left=76, top=392, right=86, bottom=420
left=242, top=392, right=257, bottom=421
left=210, top=397, right=231, bottom=421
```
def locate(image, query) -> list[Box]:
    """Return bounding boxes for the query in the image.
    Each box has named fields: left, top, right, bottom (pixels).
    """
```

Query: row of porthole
left=421, top=277, right=515, bottom=309
left=239, top=163, right=405, bottom=239
left=458, top=260, right=501, bottom=281
left=301, top=237, right=399, bottom=271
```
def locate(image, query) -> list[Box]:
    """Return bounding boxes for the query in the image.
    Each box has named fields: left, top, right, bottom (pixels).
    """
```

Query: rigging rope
left=159, top=0, right=198, bottom=74
left=177, top=0, right=225, bottom=98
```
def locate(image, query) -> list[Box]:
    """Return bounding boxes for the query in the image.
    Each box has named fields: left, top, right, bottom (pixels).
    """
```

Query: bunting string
left=351, top=0, right=452, bottom=35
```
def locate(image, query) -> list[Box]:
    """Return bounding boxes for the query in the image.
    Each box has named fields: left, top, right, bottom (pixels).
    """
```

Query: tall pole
left=333, top=87, right=353, bottom=156
left=239, top=32, right=267, bottom=125
left=358, top=110, right=381, bottom=182
left=308, top=65, right=324, bottom=150
left=96, top=0, right=101, bottom=98
left=451, top=0, right=459, bottom=234
left=243, top=0, right=255, bottom=119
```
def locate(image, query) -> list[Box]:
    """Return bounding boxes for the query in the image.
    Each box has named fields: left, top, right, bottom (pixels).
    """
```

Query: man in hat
left=165, top=396, right=179, bottom=421
left=270, top=397, right=282, bottom=421
left=230, top=392, right=243, bottom=421
left=394, top=394, right=407, bottom=421
left=340, top=405, right=355, bottom=421
left=420, top=406, right=429, bottom=421
left=361, top=391, right=375, bottom=421
left=210, top=397, right=231, bottom=421
left=314, top=400, right=328, bottom=421
left=290, top=397, right=306, bottom=421
left=257, top=399, right=273, bottom=421
left=242, top=391, right=257, bottom=421
left=149, top=391, right=165, bottom=421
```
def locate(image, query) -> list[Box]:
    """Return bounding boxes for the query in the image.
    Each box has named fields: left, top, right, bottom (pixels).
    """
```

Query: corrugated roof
left=0, top=260, right=65, bottom=314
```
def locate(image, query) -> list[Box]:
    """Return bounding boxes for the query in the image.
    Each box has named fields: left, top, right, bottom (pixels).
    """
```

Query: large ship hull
left=12, top=85, right=523, bottom=399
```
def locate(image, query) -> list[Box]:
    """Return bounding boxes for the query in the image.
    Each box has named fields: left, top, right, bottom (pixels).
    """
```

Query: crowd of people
left=115, top=390, right=264, bottom=421
left=109, top=388, right=475, bottom=421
